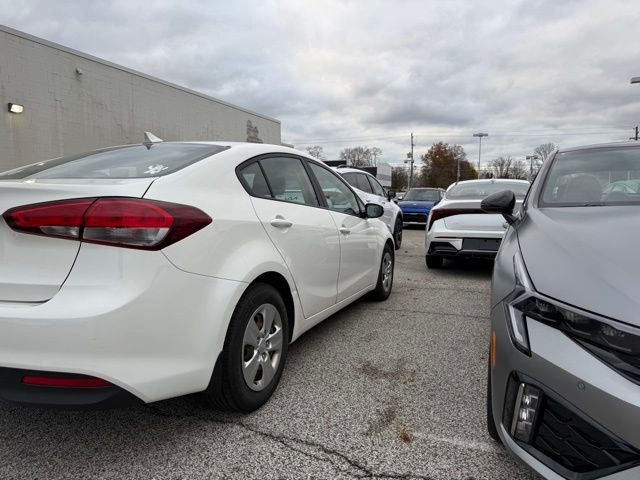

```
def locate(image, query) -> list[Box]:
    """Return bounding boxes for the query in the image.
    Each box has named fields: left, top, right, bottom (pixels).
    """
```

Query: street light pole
left=525, top=155, right=539, bottom=181
left=473, top=133, right=488, bottom=178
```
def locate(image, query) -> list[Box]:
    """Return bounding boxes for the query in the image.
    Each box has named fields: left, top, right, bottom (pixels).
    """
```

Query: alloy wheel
left=242, top=303, right=284, bottom=392
left=382, top=251, right=393, bottom=292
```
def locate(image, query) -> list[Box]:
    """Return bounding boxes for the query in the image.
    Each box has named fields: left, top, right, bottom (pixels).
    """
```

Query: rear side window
left=342, top=172, right=372, bottom=193
left=0, top=143, right=228, bottom=180
left=259, top=157, right=319, bottom=206
left=239, top=162, right=271, bottom=198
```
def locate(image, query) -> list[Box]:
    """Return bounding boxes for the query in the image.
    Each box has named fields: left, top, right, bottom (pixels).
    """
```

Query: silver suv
left=334, top=166, right=403, bottom=249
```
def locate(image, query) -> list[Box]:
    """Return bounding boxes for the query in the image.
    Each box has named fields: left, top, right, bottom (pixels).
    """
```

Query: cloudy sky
left=2, top=0, right=640, bottom=168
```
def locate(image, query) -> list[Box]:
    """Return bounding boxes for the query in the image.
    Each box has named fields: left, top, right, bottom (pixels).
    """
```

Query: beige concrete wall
left=0, top=25, right=281, bottom=171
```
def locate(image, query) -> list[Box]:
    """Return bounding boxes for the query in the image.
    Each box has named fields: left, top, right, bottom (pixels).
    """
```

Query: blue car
left=397, top=188, right=445, bottom=226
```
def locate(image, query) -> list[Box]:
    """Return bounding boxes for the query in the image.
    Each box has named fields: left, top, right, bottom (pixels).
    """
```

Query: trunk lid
left=439, top=198, right=523, bottom=231
left=0, top=178, right=154, bottom=302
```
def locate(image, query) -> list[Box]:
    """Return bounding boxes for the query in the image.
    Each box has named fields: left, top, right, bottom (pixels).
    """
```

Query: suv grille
left=403, top=213, right=427, bottom=223
left=533, top=397, right=639, bottom=474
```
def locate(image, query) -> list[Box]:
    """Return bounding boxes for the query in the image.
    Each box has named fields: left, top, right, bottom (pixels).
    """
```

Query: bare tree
left=305, top=145, right=326, bottom=160
left=533, top=143, right=557, bottom=165
left=339, top=146, right=383, bottom=167
left=487, top=156, right=528, bottom=179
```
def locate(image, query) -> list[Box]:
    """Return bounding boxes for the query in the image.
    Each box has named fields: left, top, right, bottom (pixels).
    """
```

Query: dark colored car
left=398, top=188, right=444, bottom=226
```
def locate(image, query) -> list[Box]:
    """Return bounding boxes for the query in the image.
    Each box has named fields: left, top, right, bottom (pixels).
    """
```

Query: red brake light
left=22, top=375, right=112, bottom=388
left=3, top=198, right=211, bottom=249
left=427, top=208, right=485, bottom=231
left=4, top=198, right=95, bottom=239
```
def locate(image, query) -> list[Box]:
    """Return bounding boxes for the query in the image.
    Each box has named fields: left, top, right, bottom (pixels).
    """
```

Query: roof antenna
left=143, top=131, right=163, bottom=149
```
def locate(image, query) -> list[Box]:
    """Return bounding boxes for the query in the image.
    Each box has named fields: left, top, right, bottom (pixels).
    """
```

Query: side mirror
left=365, top=203, right=384, bottom=219
left=481, top=190, right=517, bottom=224
left=387, top=191, right=396, bottom=201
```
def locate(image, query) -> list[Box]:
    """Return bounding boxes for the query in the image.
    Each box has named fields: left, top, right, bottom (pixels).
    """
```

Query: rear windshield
left=0, top=143, right=228, bottom=180
left=403, top=189, right=440, bottom=201
left=541, top=147, right=640, bottom=206
left=447, top=181, right=529, bottom=199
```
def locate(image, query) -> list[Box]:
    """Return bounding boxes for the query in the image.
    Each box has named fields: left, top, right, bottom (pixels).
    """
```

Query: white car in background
left=333, top=166, right=403, bottom=249
left=0, top=138, right=395, bottom=411
left=425, top=179, right=530, bottom=268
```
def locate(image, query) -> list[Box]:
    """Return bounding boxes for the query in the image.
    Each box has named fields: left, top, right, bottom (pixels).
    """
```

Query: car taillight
left=3, top=197, right=211, bottom=250
left=427, top=208, right=485, bottom=231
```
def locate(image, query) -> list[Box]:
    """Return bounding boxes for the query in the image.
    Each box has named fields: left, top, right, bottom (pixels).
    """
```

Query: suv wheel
left=393, top=217, right=403, bottom=250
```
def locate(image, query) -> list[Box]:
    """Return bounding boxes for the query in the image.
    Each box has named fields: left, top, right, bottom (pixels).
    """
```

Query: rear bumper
left=0, top=243, right=246, bottom=405
left=425, top=220, right=504, bottom=259
left=0, top=367, right=140, bottom=409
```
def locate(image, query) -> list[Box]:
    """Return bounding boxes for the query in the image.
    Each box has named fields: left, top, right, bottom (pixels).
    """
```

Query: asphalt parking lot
left=0, top=228, right=540, bottom=480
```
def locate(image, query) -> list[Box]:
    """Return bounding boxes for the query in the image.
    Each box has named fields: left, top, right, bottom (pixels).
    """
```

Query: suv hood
left=519, top=207, right=640, bottom=326
left=398, top=200, right=435, bottom=211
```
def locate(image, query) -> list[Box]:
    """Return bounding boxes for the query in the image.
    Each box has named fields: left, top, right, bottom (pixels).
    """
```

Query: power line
left=292, top=128, right=627, bottom=145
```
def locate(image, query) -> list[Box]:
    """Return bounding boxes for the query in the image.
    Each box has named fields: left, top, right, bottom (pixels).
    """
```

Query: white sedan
left=0, top=138, right=395, bottom=411
left=425, top=179, right=530, bottom=268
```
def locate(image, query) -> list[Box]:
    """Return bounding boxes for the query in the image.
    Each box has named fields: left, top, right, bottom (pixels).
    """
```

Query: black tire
left=371, top=243, right=394, bottom=301
left=487, top=352, right=501, bottom=443
left=426, top=255, right=443, bottom=269
left=393, top=217, right=403, bottom=250
left=205, top=283, right=289, bottom=412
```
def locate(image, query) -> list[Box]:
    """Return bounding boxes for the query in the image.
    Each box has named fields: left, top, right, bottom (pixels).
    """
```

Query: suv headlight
left=507, top=252, right=640, bottom=382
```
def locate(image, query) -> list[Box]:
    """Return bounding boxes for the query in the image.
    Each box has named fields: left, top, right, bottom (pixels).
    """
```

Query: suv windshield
left=403, top=189, right=440, bottom=201
left=541, top=147, right=640, bottom=206
left=447, top=181, right=529, bottom=199
left=0, top=143, right=228, bottom=180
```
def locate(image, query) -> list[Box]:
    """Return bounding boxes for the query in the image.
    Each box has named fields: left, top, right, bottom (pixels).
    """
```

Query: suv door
left=308, top=163, right=379, bottom=302
left=239, top=156, right=340, bottom=318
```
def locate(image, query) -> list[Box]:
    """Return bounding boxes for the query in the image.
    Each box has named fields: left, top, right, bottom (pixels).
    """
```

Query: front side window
left=259, top=157, right=319, bottom=206
left=0, top=143, right=227, bottom=179
left=368, top=176, right=386, bottom=197
left=541, top=148, right=640, bottom=206
left=309, top=163, right=361, bottom=216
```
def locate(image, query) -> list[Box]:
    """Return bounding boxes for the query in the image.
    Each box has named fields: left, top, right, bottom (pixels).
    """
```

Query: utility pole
left=630, top=126, right=639, bottom=141
left=473, top=133, right=488, bottom=178
left=407, top=132, right=415, bottom=189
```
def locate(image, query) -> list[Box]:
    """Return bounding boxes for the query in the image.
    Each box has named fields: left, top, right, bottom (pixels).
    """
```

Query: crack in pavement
left=352, top=305, right=488, bottom=321
left=144, top=404, right=434, bottom=479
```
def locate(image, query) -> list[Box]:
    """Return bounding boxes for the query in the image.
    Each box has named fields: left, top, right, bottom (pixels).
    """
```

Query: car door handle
left=270, top=218, right=293, bottom=229
left=339, top=227, right=350, bottom=235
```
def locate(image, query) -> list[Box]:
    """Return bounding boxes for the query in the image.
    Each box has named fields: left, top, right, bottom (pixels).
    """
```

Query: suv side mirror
left=481, top=190, right=517, bottom=224
left=387, top=191, right=396, bottom=201
left=365, top=203, right=384, bottom=219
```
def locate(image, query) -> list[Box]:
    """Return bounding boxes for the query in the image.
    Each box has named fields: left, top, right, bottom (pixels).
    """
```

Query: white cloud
left=1, top=0, right=640, bottom=167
